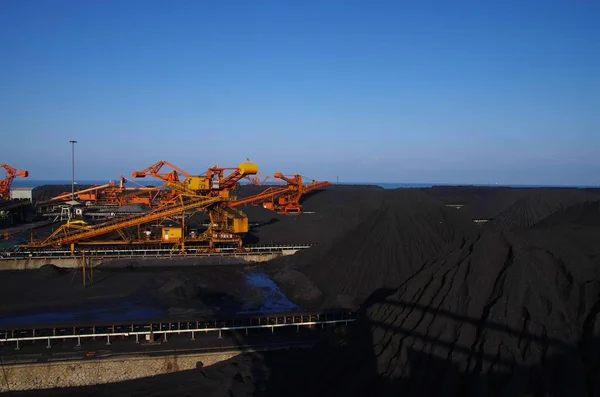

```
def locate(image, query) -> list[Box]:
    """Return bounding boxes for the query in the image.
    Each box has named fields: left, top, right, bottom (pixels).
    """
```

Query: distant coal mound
left=272, top=200, right=600, bottom=396
left=282, top=189, right=476, bottom=307
left=534, top=198, right=600, bottom=228
left=489, top=189, right=598, bottom=231
left=461, top=188, right=531, bottom=220
left=34, top=264, right=68, bottom=279
left=33, top=184, right=93, bottom=202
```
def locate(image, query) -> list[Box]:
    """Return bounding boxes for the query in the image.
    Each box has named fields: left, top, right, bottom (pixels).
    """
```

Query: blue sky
left=1, top=1, right=598, bottom=185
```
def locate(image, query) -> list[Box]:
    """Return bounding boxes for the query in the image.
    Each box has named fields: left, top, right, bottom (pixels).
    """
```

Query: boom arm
left=131, top=161, right=191, bottom=182
left=25, top=195, right=220, bottom=247
left=227, top=186, right=292, bottom=208
left=45, top=183, right=113, bottom=202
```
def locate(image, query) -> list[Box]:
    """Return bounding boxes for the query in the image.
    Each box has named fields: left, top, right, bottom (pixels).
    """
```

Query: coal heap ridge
left=269, top=187, right=599, bottom=310
left=294, top=189, right=477, bottom=307
left=271, top=198, right=600, bottom=396
left=489, top=188, right=599, bottom=231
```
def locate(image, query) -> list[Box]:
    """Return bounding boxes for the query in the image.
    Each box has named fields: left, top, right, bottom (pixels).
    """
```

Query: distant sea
left=12, top=180, right=598, bottom=189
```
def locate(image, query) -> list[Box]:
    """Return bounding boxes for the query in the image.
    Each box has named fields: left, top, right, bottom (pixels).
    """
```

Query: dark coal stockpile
left=263, top=198, right=600, bottom=397
left=32, top=184, right=93, bottom=202
left=239, top=184, right=387, bottom=245
left=489, top=189, right=600, bottom=231
left=424, top=186, right=530, bottom=220
left=295, top=189, right=477, bottom=307
left=426, top=186, right=600, bottom=222
left=267, top=186, right=600, bottom=311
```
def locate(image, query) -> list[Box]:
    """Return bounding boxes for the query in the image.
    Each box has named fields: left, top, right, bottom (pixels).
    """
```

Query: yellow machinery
left=24, top=195, right=220, bottom=251
left=162, top=227, right=182, bottom=241
left=25, top=161, right=260, bottom=251
left=23, top=160, right=330, bottom=252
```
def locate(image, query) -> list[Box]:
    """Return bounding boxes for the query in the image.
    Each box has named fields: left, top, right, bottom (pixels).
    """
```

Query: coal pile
left=32, top=184, right=93, bottom=202
left=424, top=186, right=529, bottom=220
left=294, top=189, right=477, bottom=307
left=34, top=264, right=68, bottom=279
left=264, top=199, right=600, bottom=396
left=489, top=189, right=599, bottom=231
left=240, top=185, right=386, bottom=245
left=535, top=199, right=600, bottom=228
left=460, top=188, right=530, bottom=220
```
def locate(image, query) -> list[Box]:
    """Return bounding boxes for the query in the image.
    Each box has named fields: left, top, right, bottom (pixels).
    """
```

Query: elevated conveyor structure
left=229, top=186, right=293, bottom=208
left=21, top=160, right=330, bottom=252
left=234, top=174, right=331, bottom=214
left=23, top=195, right=221, bottom=250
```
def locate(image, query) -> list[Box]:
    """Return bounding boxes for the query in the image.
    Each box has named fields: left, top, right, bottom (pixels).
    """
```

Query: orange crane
left=132, top=160, right=259, bottom=201
left=47, top=182, right=114, bottom=203
left=24, top=194, right=221, bottom=250
left=204, top=163, right=259, bottom=197
left=25, top=161, right=260, bottom=251
left=131, top=160, right=193, bottom=202
left=94, top=176, right=161, bottom=206
left=0, top=164, right=28, bottom=200
left=43, top=176, right=161, bottom=207
left=227, top=174, right=330, bottom=214
left=263, top=173, right=331, bottom=213
left=23, top=161, right=329, bottom=251
left=201, top=176, right=329, bottom=247
left=228, top=185, right=291, bottom=208
left=131, top=160, right=191, bottom=183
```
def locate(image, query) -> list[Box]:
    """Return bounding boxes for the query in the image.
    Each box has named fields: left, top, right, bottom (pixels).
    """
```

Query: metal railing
left=0, top=244, right=313, bottom=260
left=0, top=311, right=357, bottom=350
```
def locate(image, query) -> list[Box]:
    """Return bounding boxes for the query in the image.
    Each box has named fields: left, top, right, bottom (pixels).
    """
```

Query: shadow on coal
left=8, top=288, right=600, bottom=397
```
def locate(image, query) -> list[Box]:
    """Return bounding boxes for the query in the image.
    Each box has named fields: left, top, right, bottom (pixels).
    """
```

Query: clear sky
left=1, top=1, right=599, bottom=186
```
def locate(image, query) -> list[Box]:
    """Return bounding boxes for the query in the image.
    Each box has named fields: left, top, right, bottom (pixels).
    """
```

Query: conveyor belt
left=25, top=195, right=220, bottom=247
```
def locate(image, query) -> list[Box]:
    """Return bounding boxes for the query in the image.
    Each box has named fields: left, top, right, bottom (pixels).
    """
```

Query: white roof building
left=10, top=187, right=33, bottom=201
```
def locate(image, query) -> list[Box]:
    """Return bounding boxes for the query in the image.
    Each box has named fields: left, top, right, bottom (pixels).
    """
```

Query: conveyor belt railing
left=0, top=311, right=357, bottom=350
left=0, top=244, right=313, bottom=259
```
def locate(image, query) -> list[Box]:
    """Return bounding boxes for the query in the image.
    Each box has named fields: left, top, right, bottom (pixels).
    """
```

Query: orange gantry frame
left=0, top=164, right=28, bottom=200
left=25, top=195, right=221, bottom=248
left=24, top=159, right=331, bottom=251
left=257, top=173, right=331, bottom=214
left=245, top=173, right=275, bottom=186
left=45, top=176, right=162, bottom=207
left=225, top=173, right=331, bottom=214
left=131, top=160, right=191, bottom=182
left=132, top=160, right=259, bottom=200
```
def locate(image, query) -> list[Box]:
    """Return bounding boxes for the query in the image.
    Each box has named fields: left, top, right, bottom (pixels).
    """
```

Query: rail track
left=0, top=244, right=313, bottom=260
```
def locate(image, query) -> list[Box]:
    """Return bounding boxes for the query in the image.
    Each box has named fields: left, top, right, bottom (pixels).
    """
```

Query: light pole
left=69, top=140, right=77, bottom=200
